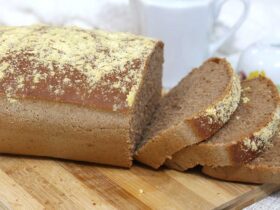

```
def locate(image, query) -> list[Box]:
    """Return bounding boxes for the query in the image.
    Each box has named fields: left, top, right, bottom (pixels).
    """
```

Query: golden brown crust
left=187, top=116, right=224, bottom=140
left=229, top=136, right=265, bottom=164
left=135, top=58, right=241, bottom=169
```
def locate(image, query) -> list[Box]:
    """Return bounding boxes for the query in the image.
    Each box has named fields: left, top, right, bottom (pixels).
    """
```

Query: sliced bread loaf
left=135, top=58, right=241, bottom=169
left=166, top=77, right=280, bottom=171
left=202, top=128, right=280, bottom=184
left=0, top=25, right=163, bottom=168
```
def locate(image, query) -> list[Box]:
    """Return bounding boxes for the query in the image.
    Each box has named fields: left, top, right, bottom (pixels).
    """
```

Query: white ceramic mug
left=130, top=0, right=250, bottom=88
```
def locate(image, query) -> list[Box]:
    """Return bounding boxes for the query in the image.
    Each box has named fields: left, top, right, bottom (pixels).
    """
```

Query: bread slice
left=135, top=58, right=241, bottom=169
left=166, top=77, right=280, bottom=171
left=0, top=25, right=163, bottom=168
left=202, top=128, right=280, bottom=184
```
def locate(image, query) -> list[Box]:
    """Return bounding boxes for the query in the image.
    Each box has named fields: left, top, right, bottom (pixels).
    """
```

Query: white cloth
left=0, top=0, right=134, bottom=31
left=0, top=0, right=279, bottom=208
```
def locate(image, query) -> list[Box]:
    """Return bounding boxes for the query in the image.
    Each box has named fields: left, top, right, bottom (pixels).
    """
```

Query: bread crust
left=0, top=25, right=161, bottom=113
left=135, top=58, right=241, bottom=169
left=166, top=77, right=280, bottom=171
left=0, top=97, right=133, bottom=167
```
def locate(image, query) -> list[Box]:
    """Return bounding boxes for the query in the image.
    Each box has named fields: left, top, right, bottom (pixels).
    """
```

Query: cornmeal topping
left=202, top=71, right=241, bottom=125
left=0, top=25, right=157, bottom=110
left=241, top=86, right=251, bottom=92
left=242, top=97, right=250, bottom=104
left=243, top=138, right=258, bottom=151
left=243, top=107, right=280, bottom=152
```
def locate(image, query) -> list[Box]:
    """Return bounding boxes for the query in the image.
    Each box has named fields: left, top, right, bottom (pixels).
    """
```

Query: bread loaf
left=166, top=77, right=280, bottom=171
left=0, top=25, right=164, bottom=167
left=135, top=58, right=241, bottom=169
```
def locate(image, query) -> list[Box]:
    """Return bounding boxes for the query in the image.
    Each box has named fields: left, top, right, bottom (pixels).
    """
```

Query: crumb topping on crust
left=242, top=97, right=250, bottom=104
left=0, top=25, right=157, bottom=111
left=242, top=107, right=280, bottom=152
left=201, top=70, right=241, bottom=126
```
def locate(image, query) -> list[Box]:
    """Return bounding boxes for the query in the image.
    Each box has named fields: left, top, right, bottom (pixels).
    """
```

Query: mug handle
left=209, top=0, right=250, bottom=54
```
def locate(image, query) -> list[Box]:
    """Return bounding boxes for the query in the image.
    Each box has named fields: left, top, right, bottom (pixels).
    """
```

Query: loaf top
left=0, top=25, right=160, bottom=112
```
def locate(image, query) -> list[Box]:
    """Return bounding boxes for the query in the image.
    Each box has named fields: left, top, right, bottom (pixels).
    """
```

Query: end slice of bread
left=135, top=58, right=241, bottom=169
left=166, top=77, right=280, bottom=171
left=202, top=128, right=280, bottom=184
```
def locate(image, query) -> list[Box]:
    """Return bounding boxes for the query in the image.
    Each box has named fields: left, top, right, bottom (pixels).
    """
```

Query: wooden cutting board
left=0, top=155, right=279, bottom=210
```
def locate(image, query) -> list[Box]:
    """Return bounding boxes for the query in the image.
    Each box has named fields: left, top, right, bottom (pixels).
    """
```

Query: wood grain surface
left=0, top=155, right=278, bottom=210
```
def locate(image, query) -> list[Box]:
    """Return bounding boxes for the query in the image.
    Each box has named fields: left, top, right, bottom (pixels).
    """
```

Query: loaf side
left=0, top=97, right=132, bottom=167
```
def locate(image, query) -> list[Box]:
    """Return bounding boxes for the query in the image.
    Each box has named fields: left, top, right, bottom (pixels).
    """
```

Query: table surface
left=0, top=154, right=279, bottom=210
